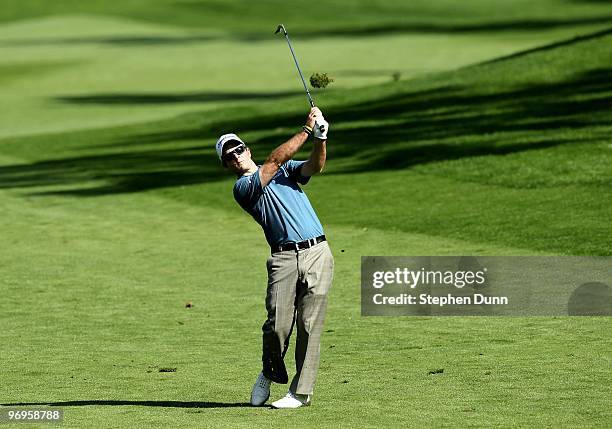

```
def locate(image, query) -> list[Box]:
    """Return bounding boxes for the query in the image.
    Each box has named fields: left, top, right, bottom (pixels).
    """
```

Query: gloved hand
left=314, top=114, right=329, bottom=140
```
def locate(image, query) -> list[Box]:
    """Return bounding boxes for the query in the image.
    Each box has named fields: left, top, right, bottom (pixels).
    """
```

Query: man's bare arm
left=259, top=131, right=311, bottom=187
left=300, top=138, right=327, bottom=177
left=259, top=107, right=319, bottom=187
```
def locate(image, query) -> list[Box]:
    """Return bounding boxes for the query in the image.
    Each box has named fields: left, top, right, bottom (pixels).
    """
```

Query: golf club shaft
left=280, top=28, right=315, bottom=107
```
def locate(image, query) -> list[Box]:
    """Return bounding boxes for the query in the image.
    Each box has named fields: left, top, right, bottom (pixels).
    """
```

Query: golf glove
left=314, top=116, right=329, bottom=140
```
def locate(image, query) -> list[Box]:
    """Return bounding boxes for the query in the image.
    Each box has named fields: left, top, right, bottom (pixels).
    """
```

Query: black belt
left=272, top=235, right=326, bottom=253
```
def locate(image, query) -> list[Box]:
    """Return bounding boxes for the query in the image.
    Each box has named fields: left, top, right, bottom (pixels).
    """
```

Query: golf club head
left=275, top=24, right=287, bottom=35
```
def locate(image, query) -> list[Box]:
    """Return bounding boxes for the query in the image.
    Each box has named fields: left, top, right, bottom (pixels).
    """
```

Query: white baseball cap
left=216, top=133, right=245, bottom=160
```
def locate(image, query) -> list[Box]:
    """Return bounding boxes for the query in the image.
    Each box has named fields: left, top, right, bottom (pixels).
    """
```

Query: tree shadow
left=0, top=35, right=217, bottom=47
left=2, top=16, right=612, bottom=48
left=0, top=60, right=610, bottom=196
left=478, top=26, right=612, bottom=65
left=0, top=145, right=221, bottom=196
left=295, top=16, right=612, bottom=38
left=570, top=0, right=612, bottom=3
left=0, top=400, right=251, bottom=408
left=55, top=90, right=301, bottom=105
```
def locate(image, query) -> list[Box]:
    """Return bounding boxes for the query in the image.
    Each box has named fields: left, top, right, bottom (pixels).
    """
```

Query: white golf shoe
left=271, top=391, right=311, bottom=409
left=250, top=372, right=271, bottom=406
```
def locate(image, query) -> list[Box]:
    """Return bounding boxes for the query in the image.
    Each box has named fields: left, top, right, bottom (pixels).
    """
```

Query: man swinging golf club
left=215, top=107, right=333, bottom=408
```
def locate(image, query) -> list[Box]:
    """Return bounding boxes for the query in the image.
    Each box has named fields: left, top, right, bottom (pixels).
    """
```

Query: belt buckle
left=301, top=238, right=316, bottom=250
left=278, top=242, right=298, bottom=252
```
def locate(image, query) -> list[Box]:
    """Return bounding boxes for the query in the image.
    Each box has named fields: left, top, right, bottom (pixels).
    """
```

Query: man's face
left=222, top=142, right=252, bottom=174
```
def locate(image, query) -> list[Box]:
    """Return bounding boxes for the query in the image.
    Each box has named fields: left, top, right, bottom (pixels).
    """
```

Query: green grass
left=1, top=1, right=612, bottom=137
left=2, top=0, right=612, bottom=34
left=0, top=1, right=611, bottom=428
left=1, top=193, right=610, bottom=427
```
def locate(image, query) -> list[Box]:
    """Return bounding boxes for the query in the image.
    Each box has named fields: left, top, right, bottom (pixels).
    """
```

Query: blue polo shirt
left=233, top=160, right=324, bottom=247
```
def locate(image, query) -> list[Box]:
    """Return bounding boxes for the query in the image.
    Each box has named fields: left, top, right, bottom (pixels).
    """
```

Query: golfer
left=216, top=107, right=334, bottom=409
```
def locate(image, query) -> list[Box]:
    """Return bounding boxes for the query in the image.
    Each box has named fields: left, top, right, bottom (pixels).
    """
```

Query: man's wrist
left=302, top=124, right=313, bottom=137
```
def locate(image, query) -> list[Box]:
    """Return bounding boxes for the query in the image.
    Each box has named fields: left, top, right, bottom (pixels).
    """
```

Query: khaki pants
left=261, top=241, right=334, bottom=395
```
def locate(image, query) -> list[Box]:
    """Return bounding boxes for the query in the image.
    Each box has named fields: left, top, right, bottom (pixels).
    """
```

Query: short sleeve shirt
left=233, top=160, right=324, bottom=247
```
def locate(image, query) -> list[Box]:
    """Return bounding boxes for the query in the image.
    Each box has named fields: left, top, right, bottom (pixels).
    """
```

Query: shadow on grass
left=0, top=145, right=219, bottom=196
left=55, top=90, right=301, bottom=105
left=0, top=35, right=217, bottom=47
left=479, top=26, right=612, bottom=65
left=0, top=60, right=610, bottom=195
left=2, top=16, right=612, bottom=47
left=296, top=16, right=612, bottom=38
left=1, top=400, right=251, bottom=408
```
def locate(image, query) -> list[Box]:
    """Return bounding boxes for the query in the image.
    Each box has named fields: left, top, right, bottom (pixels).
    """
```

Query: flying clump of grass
left=310, top=72, right=334, bottom=88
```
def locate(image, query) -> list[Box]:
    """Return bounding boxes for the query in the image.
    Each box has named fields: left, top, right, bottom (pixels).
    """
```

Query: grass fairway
left=1, top=1, right=611, bottom=428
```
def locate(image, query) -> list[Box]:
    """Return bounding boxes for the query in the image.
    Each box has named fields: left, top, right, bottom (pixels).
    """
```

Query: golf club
left=275, top=24, right=315, bottom=108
